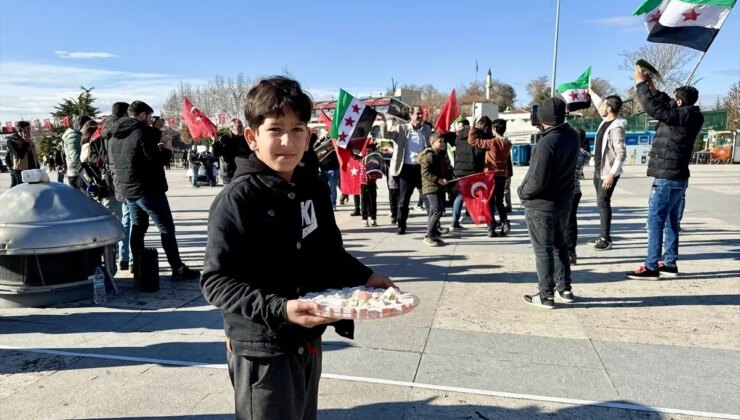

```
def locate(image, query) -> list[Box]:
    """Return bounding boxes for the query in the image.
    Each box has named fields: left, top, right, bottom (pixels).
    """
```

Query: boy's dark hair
left=128, top=100, right=154, bottom=117
left=244, top=76, right=313, bottom=131
left=16, top=120, right=30, bottom=130
left=459, top=119, right=470, bottom=127
left=477, top=116, right=493, bottom=130
left=492, top=118, right=507, bottom=136
left=674, top=86, right=699, bottom=106
left=605, top=95, right=623, bottom=114
left=111, top=102, right=130, bottom=117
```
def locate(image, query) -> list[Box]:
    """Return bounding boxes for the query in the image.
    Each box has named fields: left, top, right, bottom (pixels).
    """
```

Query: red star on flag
left=344, top=116, right=355, bottom=127
left=338, top=132, right=348, bottom=143
left=649, top=10, right=662, bottom=23
left=352, top=104, right=361, bottom=114
left=682, top=8, right=701, bottom=21
left=569, top=91, right=580, bottom=101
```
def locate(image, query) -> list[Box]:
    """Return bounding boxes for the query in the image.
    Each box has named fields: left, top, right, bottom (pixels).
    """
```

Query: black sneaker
left=557, top=290, right=575, bottom=303
left=350, top=210, right=361, bottom=216
left=397, top=227, right=406, bottom=235
left=499, top=221, right=511, bottom=237
left=523, top=293, right=555, bottom=309
left=119, top=260, right=130, bottom=271
left=587, top=237, right=600, bottom=245
left=487, top=228, right=498, bottom=238
left=438, top=227, right=450, bottom=235
left=658, top=261, right=678, bottom=278
left=627, top=265, right=660, bottom=280
left=171, top=266, right=201, bottom=281
left=594, top=238, right=613, bottom=250
left=451, top=223, right=465, bottom=231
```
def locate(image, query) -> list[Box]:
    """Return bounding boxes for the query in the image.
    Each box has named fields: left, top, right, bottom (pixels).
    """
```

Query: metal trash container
left=512, top=144, right=532, bottom=166
left=0, top=170, right=124, bottom=308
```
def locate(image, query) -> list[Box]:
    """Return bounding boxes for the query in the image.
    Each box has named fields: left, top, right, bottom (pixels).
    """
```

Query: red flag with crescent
left=456, top=171, right=494, bottom=225
left=43, top=119, right=52, bottom=130
left=182, top=97, right=217, bottom=141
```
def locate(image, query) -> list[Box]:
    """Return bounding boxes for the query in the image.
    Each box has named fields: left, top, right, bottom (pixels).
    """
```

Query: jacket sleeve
left=591, top=92, right=604, bottom=120
left=419, top=150, right=438, bottom=185
left=517, top=140, right=552, bottom=200
left=212, top=137, right=225, bottom=158
left=64, top=133, right=81, bottom=166
left=636, top=82, right=682, bottom=125
left=467, top=127, right=495, bottom=150
left=609, top=124, right=627, bottom=175
left=200, top=192, right=289, bottom=332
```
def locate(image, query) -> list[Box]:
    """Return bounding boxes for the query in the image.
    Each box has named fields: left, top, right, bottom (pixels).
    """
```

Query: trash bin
left=512, top=144, right=532, bottom=166
left=0, top=170, right=124, bottom=308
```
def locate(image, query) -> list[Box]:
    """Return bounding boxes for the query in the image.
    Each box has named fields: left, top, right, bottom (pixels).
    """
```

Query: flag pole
left=685, top=50, right=708, bottom=85
left=550, top=0, right=561, bottom=97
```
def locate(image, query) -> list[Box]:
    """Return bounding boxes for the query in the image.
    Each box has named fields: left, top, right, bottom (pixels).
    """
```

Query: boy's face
left=432, top=137, right=445, bottom=151
left=245, top=108, right=309, bottom=181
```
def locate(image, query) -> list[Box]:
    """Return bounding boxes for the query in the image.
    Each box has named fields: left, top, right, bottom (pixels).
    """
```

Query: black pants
left=491, top=175, right=508, bottom=225
left=525, top=208, right=572, bottom=299
left=227, top=339, right=321, bottom=420
left=425, top=191, right=445, bottom=238
left=388, top=188, right=399, bottom=222
left=396, top=164, right=422, bottom=229
left=10, top=171, right=22, bottom=188
left=594, top=174, right=619, bottom=241
left=361, top=184, right=377, bottom=220
left=566, top=192, right=582, bottom=255
left=504, top=176, right=512, bottom=208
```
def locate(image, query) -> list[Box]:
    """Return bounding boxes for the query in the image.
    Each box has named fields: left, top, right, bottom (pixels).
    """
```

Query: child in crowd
left=419, top=133, right=451, bottom=246
left=200, top=76, right=394, bottom=420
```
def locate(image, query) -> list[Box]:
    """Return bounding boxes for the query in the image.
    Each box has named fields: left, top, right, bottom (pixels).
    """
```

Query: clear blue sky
left=0, top=0, right=738, bottom=122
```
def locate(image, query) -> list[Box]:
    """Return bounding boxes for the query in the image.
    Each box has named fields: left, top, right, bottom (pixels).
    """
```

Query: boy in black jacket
left=201, top=76, right=394, bottom=420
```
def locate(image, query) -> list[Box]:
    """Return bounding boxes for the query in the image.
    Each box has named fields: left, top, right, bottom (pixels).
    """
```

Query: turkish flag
left=44, top=119, right=52, bottom=130
left=61, top=116, right=70, bottom=127
left=422, top=107, right=429, bottom=121
left=335, top=138, right=371, bottom=196
left=318, top=110, right=332, bottom=131
left=166, top=117, right=176, bottom=129
left=434, top=89, right=459, bottom=134
left=218, top=113, right=227, bottom=125
left=5, top=122, right=12, bottom=132
left=182, top=97, right=217, bottom=141
left=456, top=171, right=494, bottom=225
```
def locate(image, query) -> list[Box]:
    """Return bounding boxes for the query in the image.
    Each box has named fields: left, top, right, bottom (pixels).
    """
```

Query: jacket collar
left=233, top=153, right=307, bottom=192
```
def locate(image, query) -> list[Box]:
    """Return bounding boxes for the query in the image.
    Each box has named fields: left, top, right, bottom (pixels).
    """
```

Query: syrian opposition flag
left=329, top=89, right=377, bottom=149
left=635, top=0, right=737, bottom=52
left=434, top=89, right=459, bottom=134
left=556, top=67, right=592, bottom=112
left=182, top=97, right=217, bottom=141
left=455, top=172, right=495, bottom=225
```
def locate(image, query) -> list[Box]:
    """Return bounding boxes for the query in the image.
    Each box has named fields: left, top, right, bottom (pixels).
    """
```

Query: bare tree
left=162, top=74, right=254, bottom=124
left=719, top=82, right=740, bottom=131
left=526, top=76, right=551, bottom=107
left=619, top=44, right=698, bottom=93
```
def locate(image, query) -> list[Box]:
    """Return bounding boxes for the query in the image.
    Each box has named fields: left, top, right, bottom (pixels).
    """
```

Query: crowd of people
left=3, top=69, right=704, bottom=420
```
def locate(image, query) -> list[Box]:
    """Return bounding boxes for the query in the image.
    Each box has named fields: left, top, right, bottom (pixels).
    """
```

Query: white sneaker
left=363, top=219, right=370, bottom=227
left=370, top=219, right=378, bottom=227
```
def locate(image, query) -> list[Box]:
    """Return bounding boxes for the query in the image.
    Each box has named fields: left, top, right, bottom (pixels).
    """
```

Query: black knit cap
left=538, top=97, right=566, bottom=126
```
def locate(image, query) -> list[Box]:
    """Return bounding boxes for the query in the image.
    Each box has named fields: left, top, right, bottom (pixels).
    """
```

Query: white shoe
left=363, top=219, right=370, bottom=227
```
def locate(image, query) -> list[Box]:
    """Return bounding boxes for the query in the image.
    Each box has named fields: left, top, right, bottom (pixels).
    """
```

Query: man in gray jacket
left=588, top=90, right=626, bottom=251
left=63, top=115, right=92, bottom=189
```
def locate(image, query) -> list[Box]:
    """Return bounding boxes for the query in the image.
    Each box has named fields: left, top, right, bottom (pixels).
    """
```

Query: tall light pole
left=550, top=0, right=561, bottom=97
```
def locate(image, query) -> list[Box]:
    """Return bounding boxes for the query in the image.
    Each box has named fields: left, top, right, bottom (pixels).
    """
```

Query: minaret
left=485, top=68, right=493, bottom=100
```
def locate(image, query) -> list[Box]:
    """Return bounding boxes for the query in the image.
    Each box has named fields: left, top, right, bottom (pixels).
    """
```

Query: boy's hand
left=438, top=179, right=448, bottom=186
left=285, top=300, right=338, bottom=328
left=366, top=273, right=396, bottom=289
left=633, top=65, right=646, bottom=84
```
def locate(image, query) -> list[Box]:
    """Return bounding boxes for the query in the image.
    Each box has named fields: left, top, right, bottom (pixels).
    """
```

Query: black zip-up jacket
left=517, top=123, right=578, bottom=212
left=108, top=117, right=171, bottom=200
left=636, top=82, right=704, bottom=180
left=453, top=127, right=485, bottom=177
left=200, top=154, right=373, bottom=356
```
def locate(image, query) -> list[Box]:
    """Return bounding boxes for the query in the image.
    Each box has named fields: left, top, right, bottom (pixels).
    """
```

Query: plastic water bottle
left=92, top=266, right=106, bottom=305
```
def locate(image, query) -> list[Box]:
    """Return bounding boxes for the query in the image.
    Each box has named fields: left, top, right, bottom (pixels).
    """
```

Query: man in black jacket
left=627, top=68, right=704, bottom=280
left=518, top=97, right=579, bottom=309
left=108, top=101, right=199, bottom=281
left=450, top=119, right=485, bottom=230
left=212, top=118, right=251, bottom=184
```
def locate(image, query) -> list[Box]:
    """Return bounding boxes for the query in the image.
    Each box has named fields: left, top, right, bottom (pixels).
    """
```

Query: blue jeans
left=525, top=208, right=571, bottom=299
left=646, top=178, right=688, bottom=269
left=451, top=194, right=464, bottom=224
left=323, top=169, right=339, bottom=206
left=127, top=193, right=183, bottom=271
left=120, top=202, right=131, bottom=262
left=191, top=163, right=200, bottom=186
